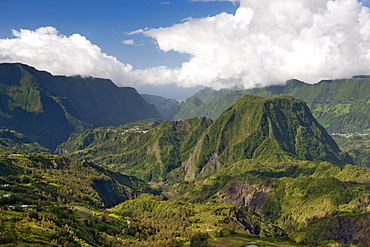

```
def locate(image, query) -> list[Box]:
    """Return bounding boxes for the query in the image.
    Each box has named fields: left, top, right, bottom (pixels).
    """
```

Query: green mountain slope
left=260, top=79, right=370, bottom=133
left=2, top=156, right=369, bottom=246
left=174, top=90, right=244, bottom=121
left=0, top=63, right=163, bottom=149
left=109, top=194, right=286, bottom=246
left=60, top=95, right=350, bottom=183
left=172, top=78, right=370, bottom=133
left=332, top=132, right=370, bottom=167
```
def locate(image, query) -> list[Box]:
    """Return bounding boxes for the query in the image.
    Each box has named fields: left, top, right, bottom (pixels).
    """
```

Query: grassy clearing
left=73, top=206, right=102, bottom=219
left=333, top=104, right=351, bottom=114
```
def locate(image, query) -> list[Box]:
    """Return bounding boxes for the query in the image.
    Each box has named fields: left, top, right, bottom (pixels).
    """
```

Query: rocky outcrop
left=220, top=181, right=272, bottom=211
left=199, top=152, right=222, bottom=177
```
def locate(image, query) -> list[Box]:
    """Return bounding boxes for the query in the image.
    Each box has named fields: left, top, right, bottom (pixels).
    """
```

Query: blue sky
left=1, top=0, right=370, bottom=99
left=0, top=0, right=237, bottom=99
left=0, top=1, right=236, bottom=67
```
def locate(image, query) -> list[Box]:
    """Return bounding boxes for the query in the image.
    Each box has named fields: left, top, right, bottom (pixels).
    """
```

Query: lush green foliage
left=0, top=151, right=290, bottom=247
left=2, top=153, right=370, bottom=246
left=2, top=70, right=370, bottom=246
left=0, top=206, right=130, bottom=246
left=109, top=194, right=285, bottom=246
left=60, top=117, right=212, bottom=182
left=0, top=153, right=158, bottom=208
left=165, top=159, right=370, bottom=245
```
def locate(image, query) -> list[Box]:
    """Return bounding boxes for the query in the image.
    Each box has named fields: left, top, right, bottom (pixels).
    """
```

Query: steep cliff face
left=0, top=63, right=163, bottom=149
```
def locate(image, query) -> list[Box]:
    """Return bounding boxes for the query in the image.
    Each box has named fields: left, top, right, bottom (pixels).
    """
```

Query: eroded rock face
left=221, top=181, right=272, bottom=211
left=200, top=152, right=221, bottom=177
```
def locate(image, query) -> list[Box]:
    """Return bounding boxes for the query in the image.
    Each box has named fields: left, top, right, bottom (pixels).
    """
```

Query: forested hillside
left=0, top=153, right=157, bottom=208
left=49, top=94, right=370, bottom=245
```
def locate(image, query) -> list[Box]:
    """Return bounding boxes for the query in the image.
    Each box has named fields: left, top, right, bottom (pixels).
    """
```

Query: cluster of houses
left=107, top=126, right=152, bottom=135
left=331, top=132, right=369, bottom=138
left=1, top=185, right=30, bottom=211
left=0, top=205, right=29, bottom=211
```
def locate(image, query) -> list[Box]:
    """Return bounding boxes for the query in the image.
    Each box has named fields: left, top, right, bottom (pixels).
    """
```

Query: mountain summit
left=183, top=95, right=351, bottom=180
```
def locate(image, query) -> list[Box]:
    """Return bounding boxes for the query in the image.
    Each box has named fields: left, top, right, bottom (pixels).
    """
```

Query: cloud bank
left=1, top=0, right=370, bottom=90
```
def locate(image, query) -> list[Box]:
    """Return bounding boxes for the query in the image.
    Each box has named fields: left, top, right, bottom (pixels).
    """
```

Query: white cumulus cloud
left=0, top=27, right=137, bottom=86
left=145, top=0, right=370, bottom=89
left=122, top=39, right=135, bottom=45
left=122, top=39, right=142, bottom=46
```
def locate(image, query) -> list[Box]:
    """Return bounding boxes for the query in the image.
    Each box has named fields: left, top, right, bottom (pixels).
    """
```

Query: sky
left=1, top=0, right=370, bottom=99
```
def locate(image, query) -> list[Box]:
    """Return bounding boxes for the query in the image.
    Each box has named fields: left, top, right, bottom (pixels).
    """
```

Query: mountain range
left=1, top=63, right=370, bottom=246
